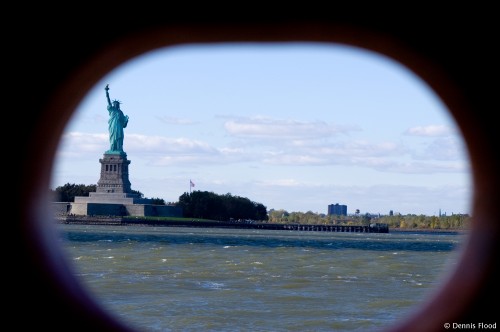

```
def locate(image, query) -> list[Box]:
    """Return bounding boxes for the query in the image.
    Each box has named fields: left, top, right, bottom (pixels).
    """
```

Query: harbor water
left=57, top=224, right=466, bottom=331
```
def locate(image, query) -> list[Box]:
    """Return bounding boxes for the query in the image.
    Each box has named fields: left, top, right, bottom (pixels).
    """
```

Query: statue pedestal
left=96, top=153, right=132, bottom=194
left=59, top=151, right=183, bottom=218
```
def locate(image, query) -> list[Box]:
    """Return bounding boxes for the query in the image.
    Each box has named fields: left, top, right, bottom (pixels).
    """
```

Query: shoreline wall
left=56, top=215, right=389, bottom=233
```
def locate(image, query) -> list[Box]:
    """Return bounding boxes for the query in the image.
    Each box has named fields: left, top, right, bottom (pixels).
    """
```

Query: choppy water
left=57, top=225, right=466, bottom=332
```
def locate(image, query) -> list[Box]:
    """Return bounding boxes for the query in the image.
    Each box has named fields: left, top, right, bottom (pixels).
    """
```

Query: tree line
left=177, top=191, right=268, bottom=222
left=267, top=209, right=470, bottom=230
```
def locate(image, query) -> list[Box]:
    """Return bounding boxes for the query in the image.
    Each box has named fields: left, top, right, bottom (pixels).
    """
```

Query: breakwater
left=56, top=215, right=389, bottom=233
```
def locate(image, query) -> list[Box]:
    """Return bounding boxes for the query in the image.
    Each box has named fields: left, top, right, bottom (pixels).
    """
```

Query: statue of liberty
left=104, top=84, right=129, bottom=154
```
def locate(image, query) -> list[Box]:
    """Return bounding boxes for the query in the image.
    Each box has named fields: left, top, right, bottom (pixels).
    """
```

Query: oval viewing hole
left=51, top=43, right=471, bottom=331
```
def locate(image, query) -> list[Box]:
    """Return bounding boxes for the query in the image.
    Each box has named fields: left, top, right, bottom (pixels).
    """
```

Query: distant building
left=328, top=203, right=347, bottom=216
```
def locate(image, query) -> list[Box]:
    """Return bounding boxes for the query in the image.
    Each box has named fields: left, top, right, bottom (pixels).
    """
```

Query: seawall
left=56, top=215, right=389, bottom=233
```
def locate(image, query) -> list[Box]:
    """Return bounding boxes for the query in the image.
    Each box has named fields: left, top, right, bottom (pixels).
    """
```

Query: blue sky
left=51, top=42, right=471, bottom=216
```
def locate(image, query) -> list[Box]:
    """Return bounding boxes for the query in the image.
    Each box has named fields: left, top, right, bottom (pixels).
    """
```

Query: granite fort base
left=54, top=152, right=182, bottom=217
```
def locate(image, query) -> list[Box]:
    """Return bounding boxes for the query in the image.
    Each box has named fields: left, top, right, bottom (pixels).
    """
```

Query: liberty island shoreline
left=55, top=215, right=469, bottom=235
left=55, top=215, right=390, bottom=233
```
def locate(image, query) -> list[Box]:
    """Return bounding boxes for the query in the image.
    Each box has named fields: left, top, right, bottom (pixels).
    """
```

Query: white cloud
left=58, top=131, right=466, bottom=175
left=317, top=141, right=406, bottom=157
left=57, top=132, right=107, bottom=156
left=263, top=154, right=326, bottom=165
left=405, top=125, right=453, bottom=137
left=126, top=134, right=216, bottom=153
left=255, top=178, right=303, bottom=187
left=224, top=117, right=357, bottom=139
left=419, top=137, right=468, bottom=161
left=364, top=160, right=467, bottom=174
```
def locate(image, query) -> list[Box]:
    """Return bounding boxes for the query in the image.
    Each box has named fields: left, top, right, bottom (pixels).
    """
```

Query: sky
left=51, top=42, right=472, bottom=216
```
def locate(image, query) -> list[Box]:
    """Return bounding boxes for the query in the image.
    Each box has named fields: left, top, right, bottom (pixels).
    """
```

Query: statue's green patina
left=105, top=84, right=129, bottom=154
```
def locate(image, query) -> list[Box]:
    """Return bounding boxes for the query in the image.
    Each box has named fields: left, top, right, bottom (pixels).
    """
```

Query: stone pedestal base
left=55, top=150, right=184, bottom=218
left=96, top=153, right=132, bottom=194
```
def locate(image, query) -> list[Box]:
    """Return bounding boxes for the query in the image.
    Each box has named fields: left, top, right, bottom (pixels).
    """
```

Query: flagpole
left=189, top=179, right=195, bottom=194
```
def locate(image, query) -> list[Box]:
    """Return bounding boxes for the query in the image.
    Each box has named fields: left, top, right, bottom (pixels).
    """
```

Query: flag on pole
left=190, top=180, right=195, bottom=188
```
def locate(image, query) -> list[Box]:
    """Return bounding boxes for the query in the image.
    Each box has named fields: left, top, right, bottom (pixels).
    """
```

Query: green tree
left=130, top=189, right=144, bottom=197
left=268, top=209, right=288, bottom=223
left=178, top=191, right=267, bottom=221
left=150, top=197, right=166, bottom=205
left=51, top=183, right=97, bottom=202
left=361, top=213, right=372, bottom=226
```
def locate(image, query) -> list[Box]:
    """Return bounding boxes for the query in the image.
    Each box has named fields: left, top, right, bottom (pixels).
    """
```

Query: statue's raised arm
left=105, top=84, right=112, bottom=107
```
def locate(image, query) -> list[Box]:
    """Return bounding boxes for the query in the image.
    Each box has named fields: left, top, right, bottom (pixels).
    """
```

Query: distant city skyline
left=51, top=42, right=471, bottom=216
